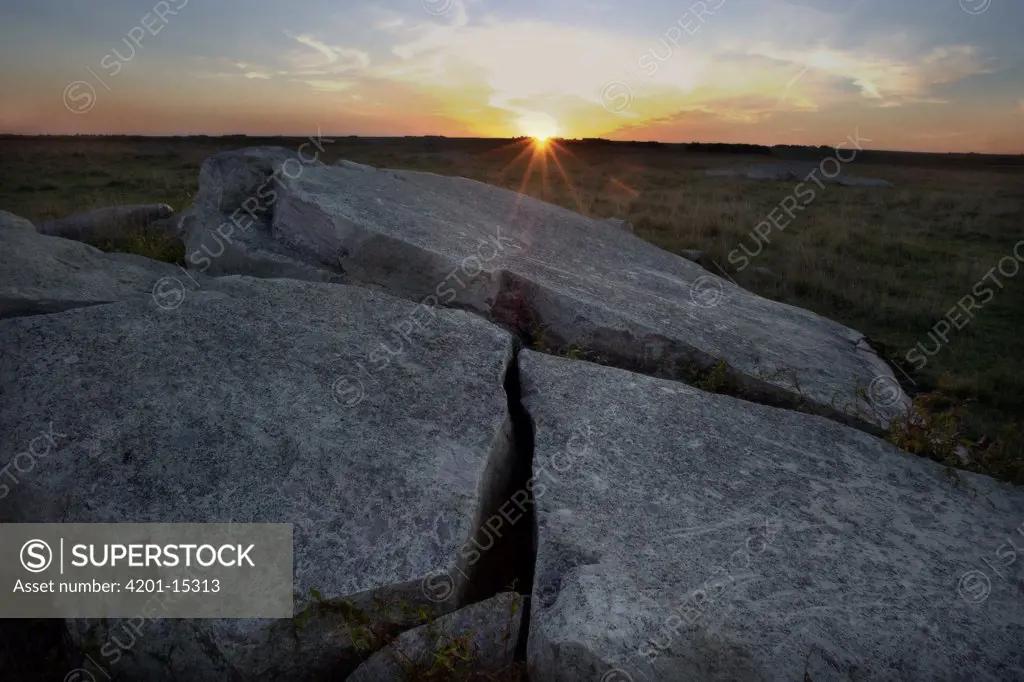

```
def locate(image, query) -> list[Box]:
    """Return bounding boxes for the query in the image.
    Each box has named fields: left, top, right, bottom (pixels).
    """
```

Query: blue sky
left=1, top=0, right=1021, bottom=151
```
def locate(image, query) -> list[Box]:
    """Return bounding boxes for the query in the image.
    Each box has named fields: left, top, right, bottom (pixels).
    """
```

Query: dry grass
left=1, top=135, right=1022, bottom=481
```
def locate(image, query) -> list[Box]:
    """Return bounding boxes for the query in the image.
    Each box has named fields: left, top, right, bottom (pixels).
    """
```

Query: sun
left=530, top=133, right=551, bottom=148
left=518, top=113, right=560, bottom=147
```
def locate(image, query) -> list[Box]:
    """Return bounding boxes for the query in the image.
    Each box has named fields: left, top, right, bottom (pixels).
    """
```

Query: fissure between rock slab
left=431, top=349, right=538, bottom=674
left=452, top=270, right=894, bottom=438
left=223, top=328, right=535, bottom=681
left=0, top=277, right=541, bottom=681
left=491, top=277, right=889, bottom=437
left=441, top=348, right=538, bottom=611
left=328, top=348, right=540, bottom=682
left=498, top=352, right=537, bottom=665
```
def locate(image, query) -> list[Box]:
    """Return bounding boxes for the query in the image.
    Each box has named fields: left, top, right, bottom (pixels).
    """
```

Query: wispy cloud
left=283, top=32, right=370, bottom=73
left=296, top=79, right=355, bottom=92
left=745, top=44, right=993, bottom=106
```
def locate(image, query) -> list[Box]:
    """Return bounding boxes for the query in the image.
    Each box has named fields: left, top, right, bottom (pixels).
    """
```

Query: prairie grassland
left=1, top=136, right=1022, bottom=480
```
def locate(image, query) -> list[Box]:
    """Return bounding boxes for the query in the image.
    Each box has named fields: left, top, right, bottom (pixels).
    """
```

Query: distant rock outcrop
left=707, top=163, right=894, bottom=187
left=38, top=203, right=175, bottom=241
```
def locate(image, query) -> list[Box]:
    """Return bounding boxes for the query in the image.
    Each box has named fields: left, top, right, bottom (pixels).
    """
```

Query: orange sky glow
left=1, top=0, right=1021, bottom=153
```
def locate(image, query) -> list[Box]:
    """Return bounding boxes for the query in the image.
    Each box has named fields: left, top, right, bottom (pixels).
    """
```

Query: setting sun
left=518, top=113, right=560, bottom=146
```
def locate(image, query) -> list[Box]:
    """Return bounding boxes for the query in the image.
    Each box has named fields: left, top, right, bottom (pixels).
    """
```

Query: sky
left=0, top=0, right=1021, bottom=152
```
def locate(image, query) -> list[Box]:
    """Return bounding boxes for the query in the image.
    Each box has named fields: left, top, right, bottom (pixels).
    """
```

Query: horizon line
left=2, top=133, right=1023, bottom=158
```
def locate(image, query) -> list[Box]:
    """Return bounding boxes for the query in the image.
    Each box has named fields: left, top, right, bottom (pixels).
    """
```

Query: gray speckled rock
left=519, top=350, right=1024, bottom=682
left=179, top=147, right=341, bottom=282
left=347, top=592, right=523, bottom=682
left=0, top=210, right=38, bottom=231
left=602, top=217, right=633, bottom=234
left=0, top=211, right=195, bottom=319
left=37, top=204, right=175, bottom=242
left=269, top=160, right=905, bottom=431
left=335, top=159, right=376, bottom=172
left=0, top=277, right=518, bottom=681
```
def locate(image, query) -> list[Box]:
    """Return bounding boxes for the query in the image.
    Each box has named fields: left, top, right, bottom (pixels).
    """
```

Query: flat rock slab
left=347, top=592, right=523, bottom=682
left=0, top=210, right=194, bottom=319
left=0, top=277, right=517, bottom=680
left=518, top=350, right=1024, bottom=682
left=269, top=159, right=904, bottom=430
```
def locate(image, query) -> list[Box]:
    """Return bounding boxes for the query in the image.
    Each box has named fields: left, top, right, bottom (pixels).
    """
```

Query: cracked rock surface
left=519, top=349, right=1024, bottom=682
left=178, top=149, right=910, bottom=432
left=0, top=274, right=517, bottom=680
left=3, top=141, right=1018, bottom=682
left=264, top=156, right=906, bottom=431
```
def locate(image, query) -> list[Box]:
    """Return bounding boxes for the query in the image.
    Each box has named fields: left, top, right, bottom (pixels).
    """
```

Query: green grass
left=1, top=135, right=1021, bottom=482
left=84, top=230, right=186, bottom=265
left=293, top=588, right=525, bottom=680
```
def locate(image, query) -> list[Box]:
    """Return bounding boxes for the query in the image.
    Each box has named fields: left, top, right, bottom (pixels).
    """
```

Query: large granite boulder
left=263, top=160, right=905, bottom=432
left=347, top=592, right=524, bottom=682
left=519, top=350, right=1024, bottom=682
left=0, top=210, right=194, bottom=318
left=38, top=203, right=175, bottom=242
left=178, top=147, right=341, bottom=282
left=0, top=276, right=519, bottom=680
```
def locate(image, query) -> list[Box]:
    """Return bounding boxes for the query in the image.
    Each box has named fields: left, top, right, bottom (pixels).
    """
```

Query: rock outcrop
left=182, top=149, right=906, bottom=431
left=0, top=210, right=193, bottom=318
left=0, top=273, right=520, bottom=680
left=177, top=147, right=341, bottom=282
left=3, top=141, right=1019, bottom=682
left=519, top=349, right=1024, bottom=681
